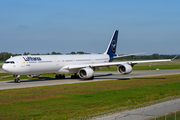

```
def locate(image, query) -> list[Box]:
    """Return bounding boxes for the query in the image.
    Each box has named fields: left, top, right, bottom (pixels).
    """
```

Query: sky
left=0, top=0, right=180, bottom=55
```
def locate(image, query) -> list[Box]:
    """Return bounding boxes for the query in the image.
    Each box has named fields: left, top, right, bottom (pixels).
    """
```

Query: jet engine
left=27, top=74, right=41, bottom=78
left=117, top=64, right=132, bottom=74
left=78, top=67, right=94, bottom=79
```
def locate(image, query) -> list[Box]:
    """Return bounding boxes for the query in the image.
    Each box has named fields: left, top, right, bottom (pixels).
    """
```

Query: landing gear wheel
left=76, top=75, right=80, bottom=79
left=71, top=73, right=80, bottom=79
left=71, top=75, right=74, bottom=79
left=59, top=75, right=62, bottom=79
left=62, top=75, right=65, bottom=79
left=55, top=75, right=59, bottom=79
left=71, top=74, right=80, bottom=79
left=55, top=74, right=65, bottom=79
left=17, top=79, right=20, bottom=83
left=88, top=76, right=94, bottom=80
left=14, top=78, right=20, bottom=83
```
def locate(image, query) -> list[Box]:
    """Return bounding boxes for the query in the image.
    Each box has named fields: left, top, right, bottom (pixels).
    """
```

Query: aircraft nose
left=2, top=64, right=12, bottom=73
left=2, top=64, right=7, bottom=71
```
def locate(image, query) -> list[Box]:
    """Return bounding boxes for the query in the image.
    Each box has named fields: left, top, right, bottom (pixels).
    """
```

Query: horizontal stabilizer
left=171, top=55, right=178, bottom=61
left=113, top=52, right=145, bottom=59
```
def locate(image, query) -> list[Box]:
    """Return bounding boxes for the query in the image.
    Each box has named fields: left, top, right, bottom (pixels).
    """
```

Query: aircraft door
left=21, top=58, right=26, bottom=67
left=55, top=57, right=60, bottom=66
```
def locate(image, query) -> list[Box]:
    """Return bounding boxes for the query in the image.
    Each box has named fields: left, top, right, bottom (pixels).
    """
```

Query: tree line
left=0, top=52, right=179, bottom=61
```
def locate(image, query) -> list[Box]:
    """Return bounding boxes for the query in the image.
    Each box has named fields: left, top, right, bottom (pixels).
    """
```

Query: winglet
left=172, top=55, right=178, bottom=61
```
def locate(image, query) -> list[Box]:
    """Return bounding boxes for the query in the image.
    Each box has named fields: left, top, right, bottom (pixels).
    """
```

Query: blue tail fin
left=104, top=30, right=119, bottom=60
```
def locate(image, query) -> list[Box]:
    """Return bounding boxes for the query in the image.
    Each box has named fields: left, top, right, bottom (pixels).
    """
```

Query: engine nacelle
left=117, top=64, right=132, bottom=74
left=27, top=74, right=41, bottom=78
left=78, top=67, right=94, bottom=79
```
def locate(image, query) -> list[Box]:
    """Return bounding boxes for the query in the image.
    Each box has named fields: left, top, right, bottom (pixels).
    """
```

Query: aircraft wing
left=63, top=59, right=172, bottom=70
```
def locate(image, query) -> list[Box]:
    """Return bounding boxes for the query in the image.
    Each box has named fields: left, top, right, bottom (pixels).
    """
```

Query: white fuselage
left=3, top=54, right=110, bottom=75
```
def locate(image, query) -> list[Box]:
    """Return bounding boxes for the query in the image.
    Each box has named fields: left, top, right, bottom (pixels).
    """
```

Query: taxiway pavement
left=0, top=70, right=180, bottom=90
left=100, top=98, right=180, bottom=120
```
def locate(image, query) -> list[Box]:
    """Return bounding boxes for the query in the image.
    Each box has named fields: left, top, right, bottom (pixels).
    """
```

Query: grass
left=0, top=73, right=11, bottom=77
left=0, top=74, right=180, bottom=119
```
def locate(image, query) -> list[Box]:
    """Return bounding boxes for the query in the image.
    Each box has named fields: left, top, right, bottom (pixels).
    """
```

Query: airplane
left=2, top=30, right=173, bottom=83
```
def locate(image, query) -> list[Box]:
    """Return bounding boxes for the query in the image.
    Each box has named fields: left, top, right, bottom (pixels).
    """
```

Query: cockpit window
left=5, top=61, right=15, bottom=64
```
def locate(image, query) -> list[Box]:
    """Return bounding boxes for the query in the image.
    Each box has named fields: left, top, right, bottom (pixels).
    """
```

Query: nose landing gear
left=13, top=75, right=21, bottom=83
left=14, top=78, right=20, bottom=83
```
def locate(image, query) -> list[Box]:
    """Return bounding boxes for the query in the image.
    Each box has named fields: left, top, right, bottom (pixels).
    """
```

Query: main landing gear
left=71, top=73, right=79, bottom=79
left=88, top=76, right=94, bottom=80
left=55, top=73, right=94, bottom=80
left=55, top=73, right=80, bottom=79
left=55, top=74, right=65, bottom=79
left=13, top=75, right=21, bottom=83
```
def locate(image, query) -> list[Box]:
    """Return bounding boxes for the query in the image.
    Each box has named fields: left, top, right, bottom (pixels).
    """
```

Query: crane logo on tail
left=111, top=40, right=117, bottom=53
